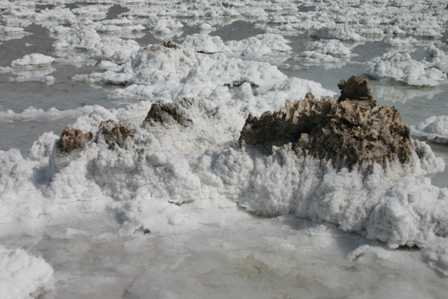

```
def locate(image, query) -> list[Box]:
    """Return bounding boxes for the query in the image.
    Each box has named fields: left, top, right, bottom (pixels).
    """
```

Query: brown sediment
left=239, top=76, right=412, bottom=169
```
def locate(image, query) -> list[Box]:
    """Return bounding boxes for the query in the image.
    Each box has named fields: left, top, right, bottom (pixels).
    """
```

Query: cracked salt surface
left=1, top=1, right=448, bottom=298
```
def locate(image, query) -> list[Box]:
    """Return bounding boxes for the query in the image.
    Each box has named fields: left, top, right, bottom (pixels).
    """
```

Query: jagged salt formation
left=240, top=76, right=412, bottom=169
left=50, top=76, right=448, bottom=251
left=225, top=76, right=447, bottom=249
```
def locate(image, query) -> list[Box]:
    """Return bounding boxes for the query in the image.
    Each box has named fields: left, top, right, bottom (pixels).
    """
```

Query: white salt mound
left=11, top=53, right=55, bottom=68
left=300, top=39, right=353, bottom=67
left=412, top=115, right=448, bottom=144
left=368, top=51, right=447, bottom=87
left=0, top=246, right=54, bottom=299
left=422, top=239, right=448, bottom=277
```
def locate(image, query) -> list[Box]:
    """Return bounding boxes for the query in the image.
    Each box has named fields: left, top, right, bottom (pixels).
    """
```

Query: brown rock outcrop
left=143, top=99, right=193, bottom=127
left=239, top=76, right=412, bottom=169
left=57, top=121, right=134, bottom=154
left=162, top=40, right=178, bottom=49
left=56, top=128, right=93, bottom=154
left=96, top=120, right=135, bottom=149
left=338, top=75, right=374, bottom=104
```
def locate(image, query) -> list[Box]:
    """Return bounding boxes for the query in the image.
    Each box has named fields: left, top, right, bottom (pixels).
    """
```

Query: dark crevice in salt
left=105, top=4, right=129, bottom=20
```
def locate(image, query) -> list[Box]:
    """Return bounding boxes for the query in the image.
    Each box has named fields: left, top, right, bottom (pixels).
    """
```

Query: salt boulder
left=11, top=53, right=55, bottom=69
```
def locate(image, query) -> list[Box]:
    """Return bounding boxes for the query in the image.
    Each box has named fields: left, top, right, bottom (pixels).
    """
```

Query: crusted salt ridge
left=0, top=246, right=54, bottom=299
left=208, top=141, right=446, bottom=248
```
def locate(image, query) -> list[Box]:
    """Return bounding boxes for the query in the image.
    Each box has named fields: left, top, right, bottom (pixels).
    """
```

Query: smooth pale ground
left=0, top=208, right=446, bottom=299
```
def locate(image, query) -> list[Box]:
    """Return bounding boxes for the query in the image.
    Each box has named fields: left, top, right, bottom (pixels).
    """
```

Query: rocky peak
left=337, top=75, right=375, bottom=105
left=239, top=76, right=412, bottom=169
left=143, top=98, right=194, bottom=128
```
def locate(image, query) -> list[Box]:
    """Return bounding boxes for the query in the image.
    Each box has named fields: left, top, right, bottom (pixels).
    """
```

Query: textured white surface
left=368, top=51, right=447, bottom=86
left=412, top=116, right=448, bottom=144
left=0, top=246, right=53, bottom=299
left=1, top=1, right=448, bottom=297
